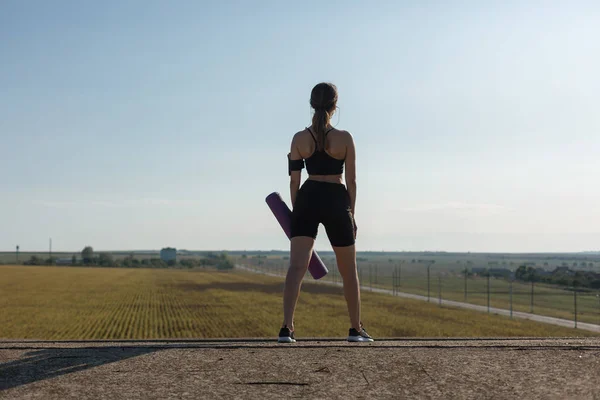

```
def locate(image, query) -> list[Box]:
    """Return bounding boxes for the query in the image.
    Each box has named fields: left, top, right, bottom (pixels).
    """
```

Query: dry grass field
left=0, top=265, right=596, bottom=339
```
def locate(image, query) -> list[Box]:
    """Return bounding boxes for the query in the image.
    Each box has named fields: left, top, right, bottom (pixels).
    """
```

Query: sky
left=1, top=1, right=599, bottom=253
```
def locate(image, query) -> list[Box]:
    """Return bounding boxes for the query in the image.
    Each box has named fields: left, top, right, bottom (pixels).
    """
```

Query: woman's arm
left=289, top=135, right=302, bottom=207
left=345, top=132, right=357, bottom=216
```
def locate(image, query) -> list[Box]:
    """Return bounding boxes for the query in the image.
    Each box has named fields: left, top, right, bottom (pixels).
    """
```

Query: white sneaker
left=278, top=326, right=296, bottom=343
left=347, top=327, right=374, bottom=342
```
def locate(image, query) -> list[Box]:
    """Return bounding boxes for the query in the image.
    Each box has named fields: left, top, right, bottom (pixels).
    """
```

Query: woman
left=278, top=82, right=374, bottom=343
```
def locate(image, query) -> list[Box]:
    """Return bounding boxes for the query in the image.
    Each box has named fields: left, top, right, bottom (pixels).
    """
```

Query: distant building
left=554, top=266, right=573, bottom=275
left=160, top=247, right=177, bottom=263
left=534, top=267, right=551, bottom=276
left=471, top=267, right=511, bottom=278
left=56, top=258, right=73, bottom=265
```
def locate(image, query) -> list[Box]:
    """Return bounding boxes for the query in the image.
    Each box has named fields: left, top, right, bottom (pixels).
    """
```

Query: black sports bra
left=304, top=127, right=345, bottom=175
left=287, top=127, right=345, bottom=176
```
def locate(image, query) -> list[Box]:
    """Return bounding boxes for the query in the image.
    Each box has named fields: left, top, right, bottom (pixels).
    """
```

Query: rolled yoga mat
left=265, top=192, right=329, bottom=280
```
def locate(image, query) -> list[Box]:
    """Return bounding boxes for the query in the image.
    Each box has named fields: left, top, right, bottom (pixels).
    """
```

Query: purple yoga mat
left=265, top=192, right=328, bottom=280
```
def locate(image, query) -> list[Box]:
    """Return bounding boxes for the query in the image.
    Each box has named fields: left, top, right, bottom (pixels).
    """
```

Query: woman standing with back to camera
left=278, top=82, right=374, bottom=343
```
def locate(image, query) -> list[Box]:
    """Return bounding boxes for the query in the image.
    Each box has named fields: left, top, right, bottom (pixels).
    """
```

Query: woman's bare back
left=294, top=127, right=348, bottom=160
left=290, top=127, right=355, bottom=184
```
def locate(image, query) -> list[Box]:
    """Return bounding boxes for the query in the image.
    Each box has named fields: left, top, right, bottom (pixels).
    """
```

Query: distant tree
left=82, top=246, right=94, bottom=264
left=515, top=265, right=537, bottom=282
left=515, top=265, right=526, bottom=280
left=26, top=255, right=43, bottom=265
left=216, top=256, right=234, bottom=270
left=98, top=253, right=114, bottom=267
left=150, top=258, right=167, bottom=268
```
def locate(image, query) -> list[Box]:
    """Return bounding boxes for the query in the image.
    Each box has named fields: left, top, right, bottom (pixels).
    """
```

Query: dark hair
left=310, top=82, right=338, bottom=151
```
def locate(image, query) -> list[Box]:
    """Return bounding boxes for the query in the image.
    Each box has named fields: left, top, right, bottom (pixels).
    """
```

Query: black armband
left=288, top=154, right=305, bottom=176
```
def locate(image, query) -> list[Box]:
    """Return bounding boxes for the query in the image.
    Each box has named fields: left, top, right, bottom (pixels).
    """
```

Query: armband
left=288, top=154, right=305, bottom=176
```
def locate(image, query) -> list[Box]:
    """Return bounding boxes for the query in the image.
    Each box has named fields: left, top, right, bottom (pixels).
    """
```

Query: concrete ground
left=1, top=338, right=599, bottom=399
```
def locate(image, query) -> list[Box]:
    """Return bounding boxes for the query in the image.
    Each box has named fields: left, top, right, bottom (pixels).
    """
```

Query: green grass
left=0, top=265, right=596, bottom=340
left=247, top=259, right=600, bottom=325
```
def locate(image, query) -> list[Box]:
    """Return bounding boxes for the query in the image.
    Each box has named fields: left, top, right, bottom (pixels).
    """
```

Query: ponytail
left=309, top=82, right=337, bottom=151
left=311, top=108, right=331, bottom=151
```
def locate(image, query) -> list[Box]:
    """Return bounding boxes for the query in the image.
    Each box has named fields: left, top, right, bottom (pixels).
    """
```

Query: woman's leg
left=282, top=236, right=315, bottom=330
left=332, top=244, right=361, bottom=330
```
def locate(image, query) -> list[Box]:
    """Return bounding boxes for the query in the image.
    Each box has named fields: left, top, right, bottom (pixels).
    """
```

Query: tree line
left=515, top=265, right=600, bottom=289
left=23, top=246, right=234, bottom=270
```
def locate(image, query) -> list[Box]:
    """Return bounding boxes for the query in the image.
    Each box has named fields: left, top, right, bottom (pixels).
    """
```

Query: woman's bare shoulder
left=333, top=128, right=354, bottom=142
left=292, top=128, right=310, bottom=140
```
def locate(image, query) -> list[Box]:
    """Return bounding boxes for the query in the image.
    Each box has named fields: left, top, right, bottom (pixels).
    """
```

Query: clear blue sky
left=1, top=1, right=599, bottom=253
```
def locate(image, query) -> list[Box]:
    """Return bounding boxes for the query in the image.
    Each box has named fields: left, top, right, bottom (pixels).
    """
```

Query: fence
left=237, top=257, right=600, bottom=329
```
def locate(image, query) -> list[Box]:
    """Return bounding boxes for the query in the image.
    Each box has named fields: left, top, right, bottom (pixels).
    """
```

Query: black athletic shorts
left=290, top=180, right=356, bottom=247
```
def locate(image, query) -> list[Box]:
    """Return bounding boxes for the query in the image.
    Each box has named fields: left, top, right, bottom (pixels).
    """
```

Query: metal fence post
left=509, top=279, right=513, bottom=319
left=427, top=264, right=431, bottom=302
left=438, top=274, right=442, bottom=306
left=369, top=264, right=372, bottom=291
left=399, top=262, right=402, bottom=289
left=464, top=268, right=468, bottom=302
left=359, top=267, right=363, bottom=288
left=530, top=281, right=534, bottom=314
left=574, top=289, right=578, bottom=329
left=487, top=273, right=490, bottom=313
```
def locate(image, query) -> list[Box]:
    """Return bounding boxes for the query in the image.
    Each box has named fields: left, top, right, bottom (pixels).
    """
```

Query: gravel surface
left=1, top=338, right=599, bottom=399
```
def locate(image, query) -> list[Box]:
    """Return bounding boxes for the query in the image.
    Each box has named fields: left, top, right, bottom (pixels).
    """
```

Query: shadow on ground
left=0, top=347, right=161, bottom=391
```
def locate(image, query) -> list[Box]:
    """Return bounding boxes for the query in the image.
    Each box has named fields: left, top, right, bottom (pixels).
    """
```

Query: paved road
left=237, top=265, right=600, bottom=333
left=1, top=338, right=599, bottom=399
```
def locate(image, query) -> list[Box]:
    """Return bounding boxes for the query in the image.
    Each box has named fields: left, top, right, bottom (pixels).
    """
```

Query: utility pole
left=49, top=238, right=52, bottom=260
left=16, top=245, right=20, bottom=263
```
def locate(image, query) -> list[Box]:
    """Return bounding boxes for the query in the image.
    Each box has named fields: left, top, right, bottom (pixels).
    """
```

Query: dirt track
left=1, top=338, right=599, bottom=399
